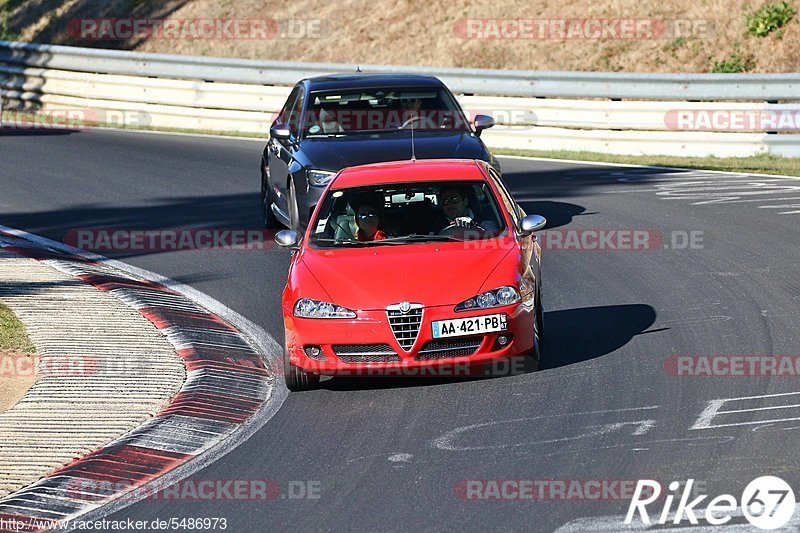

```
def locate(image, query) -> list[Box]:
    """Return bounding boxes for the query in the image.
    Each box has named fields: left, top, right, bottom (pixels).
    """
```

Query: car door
left=268, top=85, right=305, bottom=220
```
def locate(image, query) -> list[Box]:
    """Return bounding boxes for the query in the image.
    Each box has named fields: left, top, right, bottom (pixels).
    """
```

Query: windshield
left=303, top=88, right=470, bottom=136
left=308, top=181, right=508, bottom=248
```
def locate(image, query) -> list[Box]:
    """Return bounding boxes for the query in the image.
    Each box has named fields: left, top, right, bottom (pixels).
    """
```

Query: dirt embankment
left=3, top=0, right=799, bottom=73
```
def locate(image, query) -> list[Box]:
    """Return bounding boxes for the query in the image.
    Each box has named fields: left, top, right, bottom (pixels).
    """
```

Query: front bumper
left=284, top=300, right=535, bottom=377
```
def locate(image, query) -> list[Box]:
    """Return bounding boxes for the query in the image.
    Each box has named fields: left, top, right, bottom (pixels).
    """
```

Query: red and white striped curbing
left=0, top=230, right=277, bottom=532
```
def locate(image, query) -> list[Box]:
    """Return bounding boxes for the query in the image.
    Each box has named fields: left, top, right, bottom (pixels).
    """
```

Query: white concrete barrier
left=2, top=42, right=799, bottom=157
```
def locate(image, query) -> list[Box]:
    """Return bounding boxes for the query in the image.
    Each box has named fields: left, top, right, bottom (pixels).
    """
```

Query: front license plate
left=432, top=314, right=508, bottom=339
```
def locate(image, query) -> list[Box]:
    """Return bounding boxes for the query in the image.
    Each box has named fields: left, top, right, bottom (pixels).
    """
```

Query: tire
left=261, top=168, right=282, bottom=229
left=284, top=349, right=320, bottom=392
left=536, top=285, right=544, bottom=341
left=524, top=331, right=541, bottom=373
left=524, top=289, right=543, bottom=373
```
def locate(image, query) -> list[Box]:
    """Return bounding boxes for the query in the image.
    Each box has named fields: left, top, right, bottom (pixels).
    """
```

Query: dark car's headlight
left=308, top=170, right=335, bottom=187
left=294, top=298, right=356, bottom=318
left=455, top=286, right=521, bottom=312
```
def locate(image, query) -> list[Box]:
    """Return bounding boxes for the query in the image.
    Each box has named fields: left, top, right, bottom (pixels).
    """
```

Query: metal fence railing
left=2, top=40, right=800, bottom=157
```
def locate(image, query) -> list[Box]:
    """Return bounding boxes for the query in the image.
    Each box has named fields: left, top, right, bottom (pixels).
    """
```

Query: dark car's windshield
left=303, top=88, right=470, bottom=136
left=308, top=181, right=507, bottom=248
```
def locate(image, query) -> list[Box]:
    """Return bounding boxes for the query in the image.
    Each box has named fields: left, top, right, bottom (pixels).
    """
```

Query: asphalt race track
left=3, top=128, right=800, bottom=531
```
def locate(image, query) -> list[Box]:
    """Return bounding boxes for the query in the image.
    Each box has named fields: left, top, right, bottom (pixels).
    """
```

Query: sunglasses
left=357, top=212, right=379, bottom=221
left=440, top=196, right=463, bottom=206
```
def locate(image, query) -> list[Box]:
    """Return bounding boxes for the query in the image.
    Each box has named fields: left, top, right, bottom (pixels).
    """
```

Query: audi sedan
left=261, top=73, right=499, bottom=231
left=275, top=159, right=545, bottom=391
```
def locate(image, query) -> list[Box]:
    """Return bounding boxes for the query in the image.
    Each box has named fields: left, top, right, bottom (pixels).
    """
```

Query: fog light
left=304, top=346, right=326, bottom=361
left=492, top=333, right=513, bottom=351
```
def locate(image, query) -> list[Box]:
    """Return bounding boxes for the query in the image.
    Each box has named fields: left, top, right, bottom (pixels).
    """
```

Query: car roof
left=303, top=73, right=445, bottom=92
left=331, top=159, right=488, bottom=189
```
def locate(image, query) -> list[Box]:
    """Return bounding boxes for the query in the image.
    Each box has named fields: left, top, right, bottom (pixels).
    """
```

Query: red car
left=276, top=159, right=546, bottom=391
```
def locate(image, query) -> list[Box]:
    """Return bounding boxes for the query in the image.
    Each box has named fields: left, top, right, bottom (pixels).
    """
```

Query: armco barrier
left=2, top=40, right=800, bottom=157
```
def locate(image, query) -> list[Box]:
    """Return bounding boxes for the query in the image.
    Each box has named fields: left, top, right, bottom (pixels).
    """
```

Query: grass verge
left=0, top=302, right=35, bottom=354
left=494, top=148, right=800, bottom=177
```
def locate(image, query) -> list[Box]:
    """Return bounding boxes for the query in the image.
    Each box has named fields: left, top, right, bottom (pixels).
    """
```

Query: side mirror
left=519, top=214, right=547, bottom=236
left=275, top=229, right=299, bottom=248
left=270, top=123, right=291, bottom=140
left=473, top=114, right=495, bottom=135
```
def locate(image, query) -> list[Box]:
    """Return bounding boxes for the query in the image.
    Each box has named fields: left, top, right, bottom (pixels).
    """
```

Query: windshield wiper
left=381, top=234, right=464, bottom=243
left=311, top=238, right=404, bottom=246
left=312, top=238, right=367, bottom=245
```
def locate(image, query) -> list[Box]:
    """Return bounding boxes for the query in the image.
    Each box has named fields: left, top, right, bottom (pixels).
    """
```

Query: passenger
left=319, top=108, right=344, bottom=134
left=354, top=203, right=387, bottom=241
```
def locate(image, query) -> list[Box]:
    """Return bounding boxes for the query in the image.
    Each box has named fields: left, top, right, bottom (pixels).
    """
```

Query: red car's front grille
left=415, top=336, right=483, bottom=361
left=386, top=305, right=423, bottom=351
left=332, top=344, right=401, bottom=363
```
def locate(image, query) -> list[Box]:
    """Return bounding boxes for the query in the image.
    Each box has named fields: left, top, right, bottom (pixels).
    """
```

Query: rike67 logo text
left=626, top=477, right=796, bottom=530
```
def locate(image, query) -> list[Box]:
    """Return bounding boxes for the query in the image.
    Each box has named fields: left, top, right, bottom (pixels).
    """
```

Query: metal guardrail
left=2, top=40, right=800, bottom=157
left=2, top=40, right=800, bottom=100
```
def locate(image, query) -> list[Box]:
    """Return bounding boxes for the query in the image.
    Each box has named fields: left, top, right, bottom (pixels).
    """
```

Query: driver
left=392, top=97, right=424, bottom=129
left=436, top=186, right=498, bottom=232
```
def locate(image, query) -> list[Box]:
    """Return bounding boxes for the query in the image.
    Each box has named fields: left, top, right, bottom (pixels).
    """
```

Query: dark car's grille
left=386, top=304, right=423, bottom=351
left=332, top=344, right=401, bottom=363
left=415, top=336, right=483, bottom=361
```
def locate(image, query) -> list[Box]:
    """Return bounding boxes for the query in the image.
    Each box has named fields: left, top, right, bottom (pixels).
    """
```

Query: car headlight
left=455, top=286, right=521, bottom=312
left=308, top=169, right=336, bottom=187
left=294, top=298, right=356, bottom=318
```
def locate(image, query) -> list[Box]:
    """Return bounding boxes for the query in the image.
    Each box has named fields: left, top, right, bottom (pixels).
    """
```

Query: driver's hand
left=453, top=216, right=474, bottom=227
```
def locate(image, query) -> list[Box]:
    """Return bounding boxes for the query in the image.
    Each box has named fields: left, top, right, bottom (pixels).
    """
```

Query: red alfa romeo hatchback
left=276, top=159, right=546, bottom=391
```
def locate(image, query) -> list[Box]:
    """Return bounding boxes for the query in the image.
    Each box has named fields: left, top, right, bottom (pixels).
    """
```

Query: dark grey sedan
left=261, top=73, right=499, bottom=230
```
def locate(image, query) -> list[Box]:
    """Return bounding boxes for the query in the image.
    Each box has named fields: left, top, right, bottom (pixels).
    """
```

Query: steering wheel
left=439, top=220, right=485, bottom=237
left=399, top=115, right=422, bottom=129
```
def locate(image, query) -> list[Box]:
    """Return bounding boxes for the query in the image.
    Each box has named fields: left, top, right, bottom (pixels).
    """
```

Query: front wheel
left=284, top=350, right=320, bottom=392
left=524, top=290, right=543, bottom=373
left=261, top=169, right=282, bottom=229
left=524, top=331, right=541, bottom=373
left=536, top=285, right=544, bottom=341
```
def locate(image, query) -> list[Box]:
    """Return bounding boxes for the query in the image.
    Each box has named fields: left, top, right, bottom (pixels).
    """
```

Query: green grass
left=0, top=7, right=18, bottom=41
left=746, top=1, right=796, bottom=37
left=0, top=302, right=35, bottom=354
left=666, top=36, right=686, bottom=53
left=494, top=148, right=800, bottom=177
left=711, top=43, right=755, bottom=73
